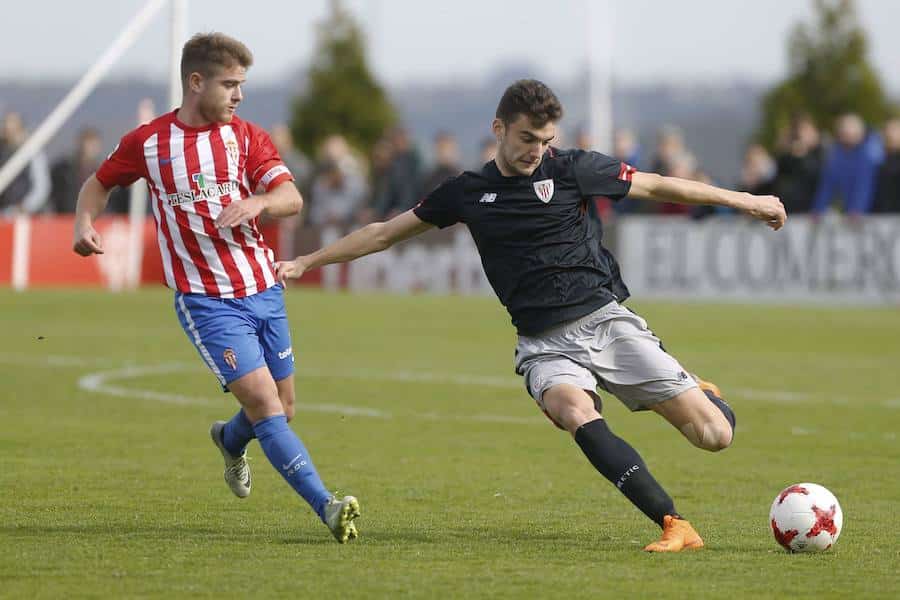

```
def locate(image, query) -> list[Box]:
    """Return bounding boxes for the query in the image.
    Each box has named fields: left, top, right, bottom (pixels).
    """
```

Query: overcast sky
left=2, top=0, right=899, bottom=93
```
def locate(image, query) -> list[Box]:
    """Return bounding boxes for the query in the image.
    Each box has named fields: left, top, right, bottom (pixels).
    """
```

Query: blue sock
left=221, top=409, right=255, bottom=457
left=253, top=415, right=332, bottom=520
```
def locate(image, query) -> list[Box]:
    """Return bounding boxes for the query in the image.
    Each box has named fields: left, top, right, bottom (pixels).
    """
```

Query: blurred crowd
left=274, top=125, right=499, bottom=229
left=0, top=112, right=131, bottom=217
left=1, top=109, right=899, bottom=224
left=599, top=113, right=900, bottom=221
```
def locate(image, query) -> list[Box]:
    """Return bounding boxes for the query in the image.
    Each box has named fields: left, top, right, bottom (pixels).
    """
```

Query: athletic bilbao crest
left=533, top=179, right=554, bottom=203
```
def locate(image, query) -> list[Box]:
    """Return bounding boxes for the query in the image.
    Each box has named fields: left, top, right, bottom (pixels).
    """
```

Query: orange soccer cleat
left=643, top=515, right=706, bottom=552
left=692, top=373, right=722, bottom=399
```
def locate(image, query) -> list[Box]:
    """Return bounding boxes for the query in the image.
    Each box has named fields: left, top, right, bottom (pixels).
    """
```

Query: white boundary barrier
left=615, top=215, right=900, bottom=304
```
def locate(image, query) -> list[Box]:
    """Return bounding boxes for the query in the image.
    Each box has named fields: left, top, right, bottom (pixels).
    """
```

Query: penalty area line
left=74, top=362, right=543, bottom=425
left=1, top=354, right=894, bottom=412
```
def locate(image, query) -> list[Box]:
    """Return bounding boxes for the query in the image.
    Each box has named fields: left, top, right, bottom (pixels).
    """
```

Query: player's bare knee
left=277, top=390, right=295, bottom=422
left=275, top=378, right=295, bottom=422
left=717, top=424, right=734, bottom=450
left=235, top=391, right=283, bottom=423
left=552, top=407, right=584, bottom=433
left=546, top=400, right=598, bottom=434
left=704, top=422, right=732, bottom=452
left=710, top=412, right=734, bottom=450
left=681, top=418, right=732, bottom=451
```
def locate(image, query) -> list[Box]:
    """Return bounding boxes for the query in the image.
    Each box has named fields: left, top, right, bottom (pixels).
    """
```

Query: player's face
left=492, top=114, right=557, bottom=176
left=197, top=64, right=246, bottom=124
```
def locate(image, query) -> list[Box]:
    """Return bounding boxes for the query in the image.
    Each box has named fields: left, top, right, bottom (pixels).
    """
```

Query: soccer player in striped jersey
left=72, top=33, right=359, bottom=543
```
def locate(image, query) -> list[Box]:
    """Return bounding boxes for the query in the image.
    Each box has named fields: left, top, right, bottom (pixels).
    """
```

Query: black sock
left=574, top=418, right=678, bottom=526
left=704, top=389, right=736, bottom=430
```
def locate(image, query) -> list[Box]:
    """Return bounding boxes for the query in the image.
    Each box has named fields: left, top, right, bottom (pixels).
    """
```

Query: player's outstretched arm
left=627, top=171, right=787, bottom=230
left=215, top=180, right=302, bottom=229
left=275, top=209, right=434, bottom=281
left=72, top=174, right=113, bottom=256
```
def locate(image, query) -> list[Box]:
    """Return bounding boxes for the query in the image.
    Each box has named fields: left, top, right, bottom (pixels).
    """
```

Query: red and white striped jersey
left=96, top=110, right=294, bottom=298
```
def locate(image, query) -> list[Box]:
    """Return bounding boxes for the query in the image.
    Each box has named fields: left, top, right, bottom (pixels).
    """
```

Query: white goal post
left=0, top=0, right=187, bottom=290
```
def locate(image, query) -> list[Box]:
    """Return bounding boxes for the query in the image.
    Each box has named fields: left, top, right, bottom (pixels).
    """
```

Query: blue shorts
left=174, top=283, right=295, bottom=391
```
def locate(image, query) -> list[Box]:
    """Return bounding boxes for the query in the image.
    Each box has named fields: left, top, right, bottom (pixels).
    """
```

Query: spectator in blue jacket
left=811, top=113, right=884, bottom=216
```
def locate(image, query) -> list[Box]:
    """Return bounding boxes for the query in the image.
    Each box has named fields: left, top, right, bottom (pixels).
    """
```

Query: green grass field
left=2, top=288, right=899, bottom=598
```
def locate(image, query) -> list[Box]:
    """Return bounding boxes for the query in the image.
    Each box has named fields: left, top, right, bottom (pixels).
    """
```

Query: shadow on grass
left=276, top=524, right=634, bottom=547
left=3, top=523, right=250, bottom=537
left=279, top=529, right=436, bottom=546
left=6, top=523, right=800, bottom=556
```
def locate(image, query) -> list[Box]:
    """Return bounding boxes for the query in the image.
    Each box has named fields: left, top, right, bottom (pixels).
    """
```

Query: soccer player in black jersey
left=276, top=80, right=786, bottom=552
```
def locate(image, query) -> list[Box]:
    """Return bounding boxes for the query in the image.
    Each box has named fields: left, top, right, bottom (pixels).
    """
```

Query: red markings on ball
left=806, top=504, right=838, bottom=538
left=778, top=485, right=809, bottom=505
left=771, top=518, right=799, bottom=550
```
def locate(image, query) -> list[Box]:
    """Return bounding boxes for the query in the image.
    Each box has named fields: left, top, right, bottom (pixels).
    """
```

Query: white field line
left=730, top=387, right=812, bottom=403
left=0, top=353, right=125, bottom=368
left=76, top=363, right=390, bottom=419
left=0, top=353, right=521, bottom=388
left=2, top=354, right=896, bottom=411
left=74, top=363, right=538, bottom=424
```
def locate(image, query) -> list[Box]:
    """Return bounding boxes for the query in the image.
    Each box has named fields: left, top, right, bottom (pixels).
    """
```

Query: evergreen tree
left=290, top=0, right=396, bottom=158
left=757, top=0, right=893, bottom=148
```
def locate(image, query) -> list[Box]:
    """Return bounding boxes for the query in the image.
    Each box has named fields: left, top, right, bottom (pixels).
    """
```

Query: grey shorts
left=514, top=301, right=698, bottom=412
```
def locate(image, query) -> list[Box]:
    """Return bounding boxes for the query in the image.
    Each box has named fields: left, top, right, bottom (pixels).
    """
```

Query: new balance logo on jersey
left=167, top=174, right=239, bottom=206
left=480, top=193, right=497, bottom=203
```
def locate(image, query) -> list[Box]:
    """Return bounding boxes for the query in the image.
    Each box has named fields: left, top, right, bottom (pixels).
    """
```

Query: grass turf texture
left=2, top=288, right=898, bottom=598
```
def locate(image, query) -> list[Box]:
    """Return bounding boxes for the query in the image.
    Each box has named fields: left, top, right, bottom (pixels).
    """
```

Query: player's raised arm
left=214, top=179, right=302, bottom=229
left=275, top=209, right=433, bottom=281
left=72, top=174, right=113, bottom=256
left=627, top=171, right=787, bottom=230
left=216, top=122, right=303, bottom=228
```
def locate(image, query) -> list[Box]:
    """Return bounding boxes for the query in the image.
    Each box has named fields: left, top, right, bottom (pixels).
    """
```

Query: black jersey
left=413, top=148, right=635, bottom=335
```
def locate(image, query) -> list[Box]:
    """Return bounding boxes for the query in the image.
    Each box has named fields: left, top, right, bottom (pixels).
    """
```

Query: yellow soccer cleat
left=209, top=421, right=252, bottom=499
left=323, top=495, right=361, bottom=543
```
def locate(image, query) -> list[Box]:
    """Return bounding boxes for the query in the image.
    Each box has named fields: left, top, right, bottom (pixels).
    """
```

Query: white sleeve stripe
left=176, top=295, right=226, bottom=385
left=259, top=165, right=291, bottom=188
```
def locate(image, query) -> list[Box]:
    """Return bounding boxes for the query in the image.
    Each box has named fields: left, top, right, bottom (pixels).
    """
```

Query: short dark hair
left=495, top=79, right=563, bottom=127
left=181, top=32, right=253, bottom=88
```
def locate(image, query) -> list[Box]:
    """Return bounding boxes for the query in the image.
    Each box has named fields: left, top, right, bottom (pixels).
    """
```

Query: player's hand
left=275, top=257, right=308, bottom=282
left=215, top=196, right=265, bottom=228
left=743, top=194, right=787, bottom=230
left=73, top=222, right=104, bottom=256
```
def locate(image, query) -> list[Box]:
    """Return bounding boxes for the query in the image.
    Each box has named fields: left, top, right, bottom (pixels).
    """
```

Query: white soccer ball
left=769, top=482, right=843, bottom=552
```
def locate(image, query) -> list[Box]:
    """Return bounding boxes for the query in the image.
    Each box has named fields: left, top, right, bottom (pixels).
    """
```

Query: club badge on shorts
left=223, top=348, right=238, bottom=370
left=533, top=179, right=554, bottom=203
